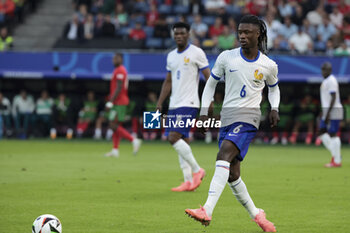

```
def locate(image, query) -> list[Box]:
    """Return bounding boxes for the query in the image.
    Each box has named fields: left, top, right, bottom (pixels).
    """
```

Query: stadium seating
left=145, top=37, right=163, bottom=49
left=173, top=5, right=190, bottom=15
left=158, top=4, right=172, bottom=15
left=31, top=0, right=348, bottom=54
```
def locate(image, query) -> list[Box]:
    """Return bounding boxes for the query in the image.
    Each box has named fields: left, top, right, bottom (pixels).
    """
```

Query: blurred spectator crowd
left=0, top=0, right=39, bottom=51
left=1, top=89, right=350, bottom=146
left=64, top=0, right=350, bottom=55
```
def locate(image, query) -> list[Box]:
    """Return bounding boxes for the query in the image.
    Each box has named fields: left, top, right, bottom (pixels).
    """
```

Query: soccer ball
left=32, top=214, right=62, bottom=233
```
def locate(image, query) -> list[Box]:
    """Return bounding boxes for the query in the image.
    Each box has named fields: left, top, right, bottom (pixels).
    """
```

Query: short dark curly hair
left=172, top=22, right=191, bottom=32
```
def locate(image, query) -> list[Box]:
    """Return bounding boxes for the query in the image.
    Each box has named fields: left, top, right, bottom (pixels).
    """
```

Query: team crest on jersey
left=184, top=57, right=190, bottom=65
left=254, top=69, right=263, bottom=80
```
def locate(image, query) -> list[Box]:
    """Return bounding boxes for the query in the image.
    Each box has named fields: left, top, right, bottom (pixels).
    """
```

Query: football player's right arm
left=200, top=76, right=219, bottom=116
left=200, top=51, right=225, bottom=116
left=156, top=72, right=172, bottom=112
left=198, top=76, right=219, bottom=133
left=106, top=80, right=123, bottom=109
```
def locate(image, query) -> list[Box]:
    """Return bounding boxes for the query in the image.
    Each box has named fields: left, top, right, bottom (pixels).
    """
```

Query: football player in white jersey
left=156, top=22, right=211, bottom=192
left=317, top=62, right=343, bottom=167
left=185, top=15, right=279, bottom=232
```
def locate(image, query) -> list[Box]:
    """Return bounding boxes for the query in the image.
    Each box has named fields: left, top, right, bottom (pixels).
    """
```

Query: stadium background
left=1, top=0, right=350, bottom=233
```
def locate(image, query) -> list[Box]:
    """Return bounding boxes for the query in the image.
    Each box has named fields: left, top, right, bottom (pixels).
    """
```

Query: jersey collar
left=240, top=47, right=260, bottom=62
left=177, top=44, right=190, bottom=54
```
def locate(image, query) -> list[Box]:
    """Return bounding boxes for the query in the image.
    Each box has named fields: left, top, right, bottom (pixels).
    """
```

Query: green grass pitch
left=0, top=139, right=349, bottom=233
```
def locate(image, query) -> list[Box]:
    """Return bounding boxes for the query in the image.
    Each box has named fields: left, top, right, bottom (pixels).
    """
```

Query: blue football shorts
left=319, top=119, right=341, bottom=134
left=218, top=122, right=258, bottom=161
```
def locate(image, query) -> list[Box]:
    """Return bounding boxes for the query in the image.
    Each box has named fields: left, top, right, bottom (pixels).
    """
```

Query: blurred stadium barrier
left=0, top=52, right=349, bottom=83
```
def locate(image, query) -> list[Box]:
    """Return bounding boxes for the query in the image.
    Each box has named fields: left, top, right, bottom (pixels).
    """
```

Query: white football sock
left=331, top=137, right=341, bottom=163
left=203, top=160, right=230, bottom=217
left=172, top=139, right=200, bottom=173
left=94, top=128, right=102, bottom=138
left=178, top=154, right=192, bottom=182
left=106, top=128, right=114, bottom=140
left=228, top=176, right=259, bottom=219
left=320, top=133, right=332, bottom=153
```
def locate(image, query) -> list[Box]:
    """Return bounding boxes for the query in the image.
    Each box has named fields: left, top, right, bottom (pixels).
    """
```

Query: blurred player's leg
left=106, top=128, right=113, bottom=140
left=93, top=115, right=105, bottom=140
left=105, top=130, right=119, bottom=158
left=320, top=133, right=332, bottom=151
left=330, top=136, right=341, bottom=165
left=172, top=155, right=192, bottom=192
left=94, top=128, right=102, bottom=139
left=289, top=131, right=297, bottom=144
left=50, top=128, right=56, bottom=139
left=131, top=117, right=138, bottom=138
left=172, top=138, right=204, bottom=189
left=228, top=176, right=259, bottom=219
left=132, top=137, right=142, bottom=155
left=270, top=131, right=279, bottom=145
left=320, top=120, right=342, bottom=167
left=66, top=128, right=73, bottom=139
left=289, top=121, right=301, bottom=144
left=117, top=125, right=133, bottom=141
left=116, top=105, right=142, bottom=154
left=305, top=121, right=314, bottom=145
left=315, top=136, right=322, bottom=146
left=305, top=132, right=313, bottom=145
left=169, top=129, right=204, bottom=191
left=116, top=125, right=142, bottom=155
left=205, top=131, right=212, bottom=144
left=281, top=132, right=288, bottom=145
left=76, top=121, right=89, bottom=138
left=178, top=155, right=192, bottom=181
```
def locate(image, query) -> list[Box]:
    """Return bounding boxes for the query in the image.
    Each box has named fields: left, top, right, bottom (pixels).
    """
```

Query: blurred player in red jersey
left=104, top=53, right=142, bottom=157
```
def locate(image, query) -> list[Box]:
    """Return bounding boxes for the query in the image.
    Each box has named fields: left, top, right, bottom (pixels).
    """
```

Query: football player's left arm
left=266, top=64, right=280, bottom=127
left=197, top=48, right=210, bottom=81
left=325, top=93, right=336, bottom=123
left=110, top=80, right=123, bottom=102
left=268, top=84, right=280, bottom=128
left=201, top=67, right=211, bottom=81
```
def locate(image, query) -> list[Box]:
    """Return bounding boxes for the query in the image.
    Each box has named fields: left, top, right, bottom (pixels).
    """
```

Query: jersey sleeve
left=327, top=78, right=337, bottom=94
left=116, top=69, right=126, bottom=81
left=266, top=62, right=279, bottom=87
left=195, top=48, right=209, bottom=70
left=211, top=51, right=226, bottom=80
left=166, top=54, right=171, bottom=72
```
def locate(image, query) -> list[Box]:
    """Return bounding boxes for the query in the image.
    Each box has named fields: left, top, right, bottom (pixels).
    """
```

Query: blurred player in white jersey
left=156, top=22, right=211, bottom=192
left=317, top=62, right=343, bottom=167
left=185, top=15, right=279, bottom=232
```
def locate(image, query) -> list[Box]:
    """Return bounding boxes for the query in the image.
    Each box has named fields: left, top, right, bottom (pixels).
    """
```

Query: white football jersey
left=211, top=48, right=278, bottom=128
left=166, top=44, right=209, bottom=109
left=320, top=74, right=343, bottom=120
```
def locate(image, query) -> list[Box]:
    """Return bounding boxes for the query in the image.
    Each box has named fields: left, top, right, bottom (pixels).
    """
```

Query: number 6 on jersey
left=240, top=85, right=246, bottom=98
